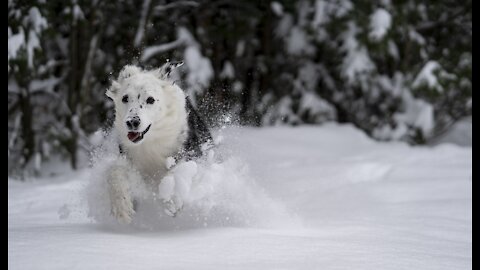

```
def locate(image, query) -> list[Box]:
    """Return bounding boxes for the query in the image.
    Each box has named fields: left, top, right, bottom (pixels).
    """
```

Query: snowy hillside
left=8, top=124, right=472, bottom=270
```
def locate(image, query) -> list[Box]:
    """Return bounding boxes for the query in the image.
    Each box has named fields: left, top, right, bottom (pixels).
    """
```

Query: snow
left=286, top=26, right=315, bottom=56
left=412, top=61, right=442, bottom=91
left=270, top=2, right=283, bottom=16
left=409, top=28, right=426, bottom=45
left=292, top=63, right=337, bottom=123
left=8, top=7, right=47, bottom=69
left=141, top=26, right=194, bottom=62
left=29, top=77, right=62, bottom=93
left=28, top=7, right=47, bottom=32
left=262, top=96, right=300, bottom=125
left=433, top=116, right=472, bottom=147
left=312, top=0, right=353, bottom=20
left=396, top=96, right=435, bottom=137
left=153, top=1, right=199, bottom=13
left=275, top=14, right=293, bottom=39
left=298, top=92, right=337, bottom=122
left=9, top=125, right=471, bottom=269
left=133, top=0, right=152, bottom=46
left=341, top=22, right=375, bottom=82
left=8, top=28, right=25, bottom=62
left=219, top=61, right=235, bottom=79
left=369, top=8, right=392, bottom=41
left=26, top=29, right=41, bottom=68
left=141, top=39, right=184, bottom=62
left=8, top=27, right=42, bottom=68
left=311, top=0, right=329, bottom=41
left=184, top=46, right=214, bottom=94
left=235, top=40, right=245, bottom=57
left=375, top=91, right=435, bottom=140
left=312, top=0, right=327, bottom=27
left=388, top=40, right=399, bottom=60
left=172, top=27, right=214, bottom=97
left=72, top=4, right=85, bottom=21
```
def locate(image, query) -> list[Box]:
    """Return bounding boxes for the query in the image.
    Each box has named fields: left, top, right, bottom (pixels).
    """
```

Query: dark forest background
left=8, top=0, right=472, bottom=175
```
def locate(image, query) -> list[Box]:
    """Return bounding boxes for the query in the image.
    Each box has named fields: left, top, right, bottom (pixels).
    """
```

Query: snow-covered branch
left=153, top=1, right=199, bottom=13
left=134, top=0, right=153, bottom=47
left=140, top=39, right=185, bottom=62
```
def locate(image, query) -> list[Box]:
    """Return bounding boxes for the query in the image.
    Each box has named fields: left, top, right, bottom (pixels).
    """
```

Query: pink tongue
left=127, top=132, right=140, bottom=142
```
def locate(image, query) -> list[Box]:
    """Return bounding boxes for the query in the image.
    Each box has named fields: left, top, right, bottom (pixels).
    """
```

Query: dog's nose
left=126, top=117, right=141, bottom=130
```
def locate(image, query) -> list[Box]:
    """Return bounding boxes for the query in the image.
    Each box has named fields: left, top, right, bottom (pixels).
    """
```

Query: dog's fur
left=105, top=63, right=212, bottom=223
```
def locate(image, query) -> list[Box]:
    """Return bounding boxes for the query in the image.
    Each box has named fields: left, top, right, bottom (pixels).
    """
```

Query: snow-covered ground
left=8, top=124, right=472, bottom=269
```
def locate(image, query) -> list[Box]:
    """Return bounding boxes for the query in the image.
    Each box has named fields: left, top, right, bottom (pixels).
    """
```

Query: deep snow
left=8, top=124, right=472, bottom=269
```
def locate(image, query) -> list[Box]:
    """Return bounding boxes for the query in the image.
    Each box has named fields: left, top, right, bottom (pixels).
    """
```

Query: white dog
left=105, top=63, right=212, bottom=223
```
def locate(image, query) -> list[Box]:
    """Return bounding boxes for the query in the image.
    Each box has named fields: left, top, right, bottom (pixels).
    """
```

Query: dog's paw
left=111, top=195, right=135, bottom=224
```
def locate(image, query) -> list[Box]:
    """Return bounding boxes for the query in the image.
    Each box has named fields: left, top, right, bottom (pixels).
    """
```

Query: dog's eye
left=146, top=97, right=155, bottom=104
left=122, top=95, right=128, bottom=103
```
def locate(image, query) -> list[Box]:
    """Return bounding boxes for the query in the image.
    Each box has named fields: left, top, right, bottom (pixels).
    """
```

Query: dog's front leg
left=107, top=165, right=135, bottom=224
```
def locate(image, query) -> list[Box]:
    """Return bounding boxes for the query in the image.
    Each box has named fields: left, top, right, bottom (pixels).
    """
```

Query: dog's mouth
left=127, top=124, right=151, bottom=143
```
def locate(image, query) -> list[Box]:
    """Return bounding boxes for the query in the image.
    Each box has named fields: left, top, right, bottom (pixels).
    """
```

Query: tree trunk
left=66, top=4, right=80, bottom=170
left=19, top=87, right=35, bottom=167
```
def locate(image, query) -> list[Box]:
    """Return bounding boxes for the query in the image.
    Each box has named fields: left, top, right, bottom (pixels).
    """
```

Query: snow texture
left=141, top=39, right=184, bottom=62
left=140, top=25, right=189, bottom=62
left=28, top=7, right=48, bottom=32
left=270, top=2, right=284, bottom=16
left=175, top=27, right=214, bottom=97
left=286, top=26, right=315, bottom=56
left=185, top=46, right=214, bottom=95
left=369, top=8, right=392, bottom=41
left=341, top=22, right=375, bottom=82
left=374, top=90, right=435, bottom=140
left=312, top=0, right=327, bottom=27
left=85, top=129, right=294, bottom=229
left=8, top=7, right=47, bottom=69
left=433, top=116, right=472, bottom=147
left=133, top=0, right=152, bottom=47
left=396, top=93, right=435, bottom=137
left=298, top=92, right=336, bottom=122
left=312, top=0, right=353, bottom=24
left=9, top=125, right=471, bottom=269
left=412, top=60, right=442, bottom=91
left=72, top=4, right=85, bottom=21
left=8, top=28, right=25, bottom=62
left=219, top=61, right=235, bottom=79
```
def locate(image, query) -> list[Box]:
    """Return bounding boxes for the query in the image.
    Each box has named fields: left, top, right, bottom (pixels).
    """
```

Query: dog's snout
left=126, top=116, right=141, bottom=130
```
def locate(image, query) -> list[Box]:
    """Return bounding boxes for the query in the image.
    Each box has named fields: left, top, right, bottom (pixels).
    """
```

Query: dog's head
left=106, top=62, right=184, bottom=145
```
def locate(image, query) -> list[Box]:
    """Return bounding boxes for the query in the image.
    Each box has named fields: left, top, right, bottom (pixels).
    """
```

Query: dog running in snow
left=105, top=62, right=213, bottom=223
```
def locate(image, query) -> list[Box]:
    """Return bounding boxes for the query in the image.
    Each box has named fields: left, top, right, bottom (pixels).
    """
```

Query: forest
left=8, top=0, right=472, bottom=174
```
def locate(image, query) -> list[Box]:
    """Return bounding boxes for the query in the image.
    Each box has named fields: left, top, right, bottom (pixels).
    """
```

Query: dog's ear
left=118, top=65, right=141, bottom=83
left=154, top=61, right=184, bottom=80
left=106, top=80, right=121, bottom=99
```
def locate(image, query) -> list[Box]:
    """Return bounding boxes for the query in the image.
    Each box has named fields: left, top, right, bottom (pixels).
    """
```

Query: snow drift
left=9, top=124, right=471, bottom=270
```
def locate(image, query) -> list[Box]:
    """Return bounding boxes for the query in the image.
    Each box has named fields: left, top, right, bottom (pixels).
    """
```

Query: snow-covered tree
left=262, top=0, right=471, bottom=143
left=8, top=0, right=472, bottom=174
left=8, top=0, right=48, bottom=175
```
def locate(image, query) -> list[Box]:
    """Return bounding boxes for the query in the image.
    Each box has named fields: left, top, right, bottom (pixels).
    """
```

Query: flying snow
left=85, top=128, right=298, bottom=230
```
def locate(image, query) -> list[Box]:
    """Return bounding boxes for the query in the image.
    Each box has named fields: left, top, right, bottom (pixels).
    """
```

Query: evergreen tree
left=8, top=0, right=472, bottom=174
